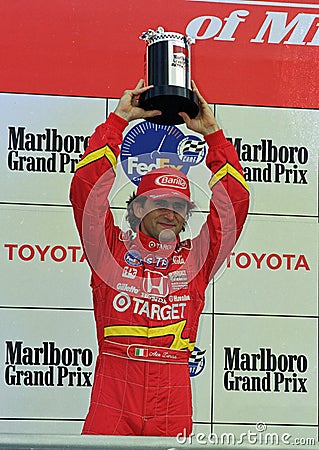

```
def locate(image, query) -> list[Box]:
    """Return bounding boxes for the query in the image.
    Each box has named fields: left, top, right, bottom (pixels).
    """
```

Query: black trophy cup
left=139, top=27, right=199, bottom=125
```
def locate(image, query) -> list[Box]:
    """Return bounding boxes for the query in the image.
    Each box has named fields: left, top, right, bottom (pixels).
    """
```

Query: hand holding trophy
left=179, top=80, right=220, bottom=136
left=139, top=26, right=199, bottom=125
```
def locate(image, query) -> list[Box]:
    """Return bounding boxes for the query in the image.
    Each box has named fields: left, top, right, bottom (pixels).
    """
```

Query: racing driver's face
left=133, top=197, right=188, bottom=241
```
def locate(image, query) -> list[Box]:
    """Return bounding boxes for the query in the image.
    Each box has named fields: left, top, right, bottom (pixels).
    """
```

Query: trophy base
left=139, top=86, right=199, bottom=125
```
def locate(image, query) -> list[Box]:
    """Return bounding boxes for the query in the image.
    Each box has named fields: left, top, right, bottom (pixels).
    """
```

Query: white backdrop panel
left=0, top=93, right=106, bottom=205
left=215, top=215, right=318, bottom=316
left=0, top=205, right=91, bottom=308
left=0, top=309, right=97, bottom=420
left=213, top=315, right=317, bottom=425
left=215, top=105, right=319, bottom=216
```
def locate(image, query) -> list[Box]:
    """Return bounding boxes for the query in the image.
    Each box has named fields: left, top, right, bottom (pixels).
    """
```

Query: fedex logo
left=127, top=157, right=182, bottom=175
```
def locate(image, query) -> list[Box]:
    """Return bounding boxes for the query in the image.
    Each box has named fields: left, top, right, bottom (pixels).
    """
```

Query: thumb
left=142, top=110, right=162, bottom=119
left=178, top=111, right=191, bottom=124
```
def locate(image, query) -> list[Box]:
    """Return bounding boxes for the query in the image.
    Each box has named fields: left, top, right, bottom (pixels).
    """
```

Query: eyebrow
left=153, top=200, right=187, bottom=208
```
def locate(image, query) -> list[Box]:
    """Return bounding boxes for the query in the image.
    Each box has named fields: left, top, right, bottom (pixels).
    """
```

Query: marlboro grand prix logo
left=4, top=341, right=94, bottom=387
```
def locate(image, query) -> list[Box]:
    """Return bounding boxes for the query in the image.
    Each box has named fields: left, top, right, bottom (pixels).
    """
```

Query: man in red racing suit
left=70, top=80, right=249, bottom=436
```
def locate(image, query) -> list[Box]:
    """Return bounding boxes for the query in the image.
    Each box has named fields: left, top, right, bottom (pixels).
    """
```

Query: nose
left=162, top=208, right=175, bottom=221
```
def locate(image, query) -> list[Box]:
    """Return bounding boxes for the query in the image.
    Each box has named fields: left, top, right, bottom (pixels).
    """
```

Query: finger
left=191, top=80, right=197, bottom=91
left=132, top=84, right=154, bottom=98
left=191, top=80, right=200, bottom=96
left=192, top=80, right=206, bottom=105
left=142, top=109, right=162, bottom=119
left=136, top=84, right=154, bottom=94
left=132, top=96, right=139, bottom=107
left=130, top=79, right=146, bottom=98
left=178, top=111, right=191, bottom=123
left=135, top=79, right=145, bottom=90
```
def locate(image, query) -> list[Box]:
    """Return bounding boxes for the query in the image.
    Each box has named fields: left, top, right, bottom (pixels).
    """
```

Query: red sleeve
left=69, top=112, right=128, bottom=269
left=192, top=129, right=250, bottom=283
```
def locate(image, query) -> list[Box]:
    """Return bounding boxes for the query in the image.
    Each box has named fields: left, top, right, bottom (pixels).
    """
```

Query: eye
left=154, top=200, right=167, bottom=209
left=174, top=202, right=187, bottom=212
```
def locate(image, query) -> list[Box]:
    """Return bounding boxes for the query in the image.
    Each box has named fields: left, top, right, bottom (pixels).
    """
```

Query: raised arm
left=180, top=81, right=250, bottom=283
left=70, top=79, right=161, bottom=238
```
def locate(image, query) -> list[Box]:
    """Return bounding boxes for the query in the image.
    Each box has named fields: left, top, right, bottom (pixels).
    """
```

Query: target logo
left=113, top=292, right=131, bottom=312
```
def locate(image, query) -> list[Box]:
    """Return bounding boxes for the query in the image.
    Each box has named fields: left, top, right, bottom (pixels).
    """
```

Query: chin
left=158, top=228, right=177, bottom=242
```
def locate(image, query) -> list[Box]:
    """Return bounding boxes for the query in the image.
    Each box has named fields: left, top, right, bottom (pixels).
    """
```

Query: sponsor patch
left=168, top=269, right=188, bottom=289
left=135, top=348, right=148, bottom=357
left=148, top=240, right=174, bottom=251
left=116, top=282, right=139, bottom=294
left=189, top=347, right=206, bottom=377
left=155, top=174, right=187, bottom=190
left=173, top=255, right=185, bottom=264
left=113, top=292, right=131, bottom=312
left=143, top=269, right=169, bottom=297
left=177, top=138, right=206, bottom=165
left=119, top=230, right=133, bottom=242
left=144, top=254, right=169, bottom=270
left=124, top=250, right=143, bottom=267
left=122, top=266, right=138, bottom=279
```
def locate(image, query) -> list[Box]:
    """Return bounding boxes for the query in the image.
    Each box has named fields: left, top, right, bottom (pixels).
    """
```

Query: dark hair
left=126, top=192, right=193, bottom=232
left=126, top=193, right=147, bottom=231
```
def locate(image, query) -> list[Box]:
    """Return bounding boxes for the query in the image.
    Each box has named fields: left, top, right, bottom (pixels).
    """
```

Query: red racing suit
left=70, top=112, right=249, bottom=436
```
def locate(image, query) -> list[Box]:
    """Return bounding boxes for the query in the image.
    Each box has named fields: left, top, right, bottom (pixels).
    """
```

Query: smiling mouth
left=158, top=222, right=175, bottom=228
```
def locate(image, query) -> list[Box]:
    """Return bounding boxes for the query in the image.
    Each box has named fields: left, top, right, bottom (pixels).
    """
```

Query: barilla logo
left=155, top=175, right=187, bottom=190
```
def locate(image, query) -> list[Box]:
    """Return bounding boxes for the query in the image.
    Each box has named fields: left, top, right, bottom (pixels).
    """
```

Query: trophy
left=139, top=27, right=199, bottom=125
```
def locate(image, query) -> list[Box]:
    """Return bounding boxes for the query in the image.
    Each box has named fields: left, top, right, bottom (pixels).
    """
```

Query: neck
left=137, top=228, right=179, bottom=254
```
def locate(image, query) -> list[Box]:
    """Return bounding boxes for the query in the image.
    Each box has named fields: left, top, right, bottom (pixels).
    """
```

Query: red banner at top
left=1, top=0, right=319, bottom=108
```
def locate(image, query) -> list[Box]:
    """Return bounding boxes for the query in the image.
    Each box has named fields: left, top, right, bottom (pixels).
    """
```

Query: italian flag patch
left=135, top=348, right=148, bottom=357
